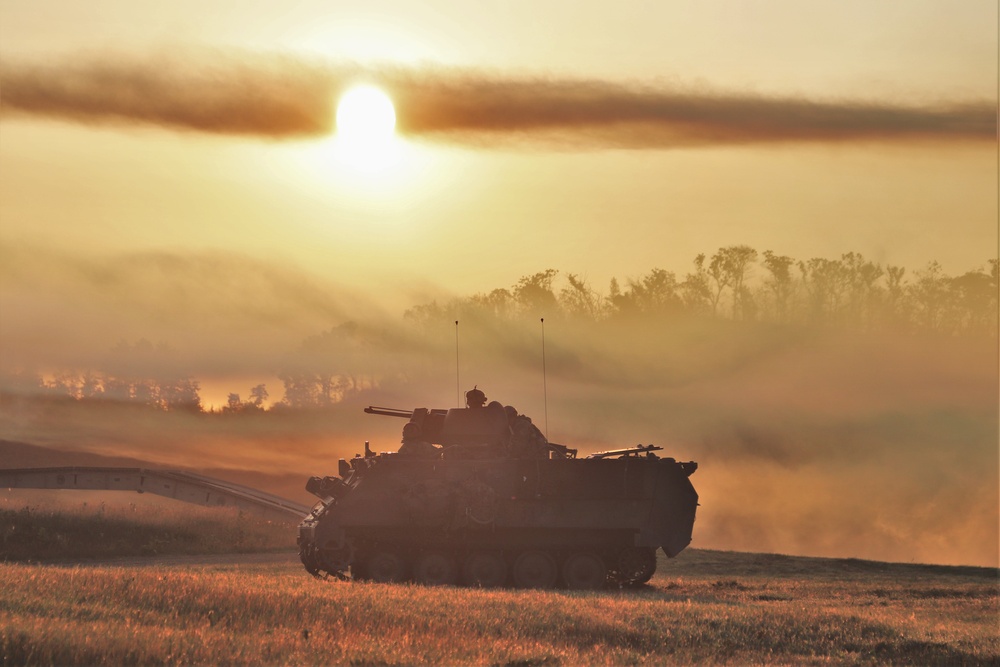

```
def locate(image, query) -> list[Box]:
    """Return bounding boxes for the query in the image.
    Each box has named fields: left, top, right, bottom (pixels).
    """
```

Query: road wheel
left=562, top=552, right=607, bottom=590
left=615, top=547, right=657, bottom=587
left=366, top=550, right=409, bottom=583
left=462, top=551, right=507, bottom=588
left=512, top=550, right=558, bottom=589
left=350, top=558, right=370, bottom=581
left=414, top=552, right=458, bottom=586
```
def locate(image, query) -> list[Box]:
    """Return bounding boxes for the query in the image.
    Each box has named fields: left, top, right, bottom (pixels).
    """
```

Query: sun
left=332, top=85, right=398, bottom=172
left=336, top=85, right=396, bottom=141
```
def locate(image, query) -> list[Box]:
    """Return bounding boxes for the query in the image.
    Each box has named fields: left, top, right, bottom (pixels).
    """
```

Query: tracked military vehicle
left=298, top=392, right=698, bottom=589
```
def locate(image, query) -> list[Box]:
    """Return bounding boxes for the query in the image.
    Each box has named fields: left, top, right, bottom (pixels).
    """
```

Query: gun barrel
left=364, top=406, right=415, bottom=419
left=586, top=444, right=663, bottom=460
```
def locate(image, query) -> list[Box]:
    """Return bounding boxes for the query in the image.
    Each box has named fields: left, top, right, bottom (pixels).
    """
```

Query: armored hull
left=298, top=403, right=698, bottom=589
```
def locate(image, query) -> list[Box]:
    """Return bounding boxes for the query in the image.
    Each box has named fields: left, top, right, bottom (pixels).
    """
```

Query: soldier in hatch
left=505, top=405, right=550, bottom=459
left=397, top=421, right=442, bottom=459
left=465, top=386, right=487, bottom=409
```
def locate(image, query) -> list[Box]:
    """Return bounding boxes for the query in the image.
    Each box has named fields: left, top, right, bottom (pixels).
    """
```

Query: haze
left=0, top=0, right=996, bottom=568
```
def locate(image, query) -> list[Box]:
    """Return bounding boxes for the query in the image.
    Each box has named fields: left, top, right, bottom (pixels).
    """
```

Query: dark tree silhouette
left=762, top=251, right=795, bottom=322
left=513, top=269, right=560, bottom=318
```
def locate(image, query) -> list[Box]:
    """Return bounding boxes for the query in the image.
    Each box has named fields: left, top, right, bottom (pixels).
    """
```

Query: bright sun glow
left=295, top=83, right=433, bottom=202
left=337, top=85, right=395, bottom=139
left=331, top=85, right=398, bottom=172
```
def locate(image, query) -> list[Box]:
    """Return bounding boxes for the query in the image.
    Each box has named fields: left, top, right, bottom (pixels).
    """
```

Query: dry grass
left=1, top=549, right=996, bottom=666
left=0, top=494, right=296, bottom=562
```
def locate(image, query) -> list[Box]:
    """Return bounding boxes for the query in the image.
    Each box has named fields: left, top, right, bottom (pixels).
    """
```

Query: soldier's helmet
left=465, top=386, right=487, bottom=408
left=402, top=422, right=421, bottom=440
left=504, top=405, right=518, bottom=422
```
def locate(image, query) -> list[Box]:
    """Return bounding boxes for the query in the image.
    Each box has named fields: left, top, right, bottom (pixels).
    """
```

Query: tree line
left=4, top=248, right=996, bottom=412
left=404, top=248, right=997, bottom=336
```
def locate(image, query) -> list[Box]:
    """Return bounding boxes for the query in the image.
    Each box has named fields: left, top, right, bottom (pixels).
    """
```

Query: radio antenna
left=455, top=320, right=460, bottom=408
left=541, top=317, right=548, bottom=440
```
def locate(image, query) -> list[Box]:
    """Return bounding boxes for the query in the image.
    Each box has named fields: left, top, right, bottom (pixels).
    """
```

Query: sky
left=2, top=2, right=996, bottom=300
left=1, top=0, right=996, bottom=371
left=0, top=1, right=997, bottom=566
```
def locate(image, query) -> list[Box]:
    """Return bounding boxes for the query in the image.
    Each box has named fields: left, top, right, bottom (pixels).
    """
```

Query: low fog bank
left=2, top=313, right=996, bottom=567
left=0, top=242, right=389, bottom=376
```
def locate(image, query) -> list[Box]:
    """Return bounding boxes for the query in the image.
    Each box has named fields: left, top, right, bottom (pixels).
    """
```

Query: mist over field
left=2, top=250, right=996, bottom=568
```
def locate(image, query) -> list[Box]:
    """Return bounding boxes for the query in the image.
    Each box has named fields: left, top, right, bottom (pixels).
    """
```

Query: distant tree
left=249, top=384, right=269, bottom=408
left=159, top=377, right=202, bottom=412
left=403, top=300, right=447, bottom=325
left=224, top=393, right=243, bottom=413
left=841, top=252, right=884, bottom=330
left=131, top=379, right=158, bottom=407
left=680, top=254, right=713, bottom=314
left=559, top=274, right=603, bottom=320
left=277, top=320, right=396, bottom=408
left=761, top=251, right=795, bottom=322
left=221, top=384, right=268, bottom=414
left=470, top=288, right=515, bottom=320
left=799, top=257, right=847, bottom=324
left=910, top=261, right=951, bottom=331
left=736, top=285, right=758, bottom=322
left=884, top=265, right=908, bottom=328
left=712, top=246, right=758, bottom=320
left=949, top=269, right=995, bottom=334
left=706, top=253, right=731, bottom=316
left=615, top=268, right=683, bottom=317
left=79, top=372, right=103, bottom=400
left=278, top=372, right=321, bottom=408
left=607, top=277, right=625, bottom=314
left=513, top=269, right=560, bottom=318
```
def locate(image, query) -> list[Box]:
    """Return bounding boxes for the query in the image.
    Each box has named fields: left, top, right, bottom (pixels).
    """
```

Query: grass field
left=2, top=547, right=996, bottom=666
left=1, top=497, right=996, bottom=665
left=0, top=493, right=297, bottom=562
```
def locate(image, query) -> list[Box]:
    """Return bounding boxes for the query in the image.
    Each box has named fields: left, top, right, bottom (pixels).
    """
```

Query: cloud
left=1, top=50, right=994, bottom=147
left=391, top=76, right=996, bottom=146
left=0, top=51, right=338, bottom=138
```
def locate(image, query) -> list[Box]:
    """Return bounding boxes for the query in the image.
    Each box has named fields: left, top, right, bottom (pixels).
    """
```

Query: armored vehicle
left=298, top=394, right=698, bottom=589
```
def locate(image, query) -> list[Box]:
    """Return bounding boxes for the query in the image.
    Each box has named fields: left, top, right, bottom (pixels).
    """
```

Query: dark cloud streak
left=0, top=52, right=338, bottom=138
left=392, top=77, right=996, bottom=145
left=0, top=52, right=994, bottom=146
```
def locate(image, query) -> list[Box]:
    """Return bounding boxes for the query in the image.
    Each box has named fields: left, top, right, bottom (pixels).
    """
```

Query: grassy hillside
left=0, top=496, right=297, bottom=562
left=2, top=549, right=996, bottom=666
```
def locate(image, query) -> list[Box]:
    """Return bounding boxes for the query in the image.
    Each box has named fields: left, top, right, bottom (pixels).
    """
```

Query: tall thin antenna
left=541, top=317, right=548, bottom=440
left=455, top=320, right=460, bottom=408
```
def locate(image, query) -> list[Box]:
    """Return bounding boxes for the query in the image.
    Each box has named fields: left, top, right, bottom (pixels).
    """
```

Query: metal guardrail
left=0, top=467, right=311, bottom=520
